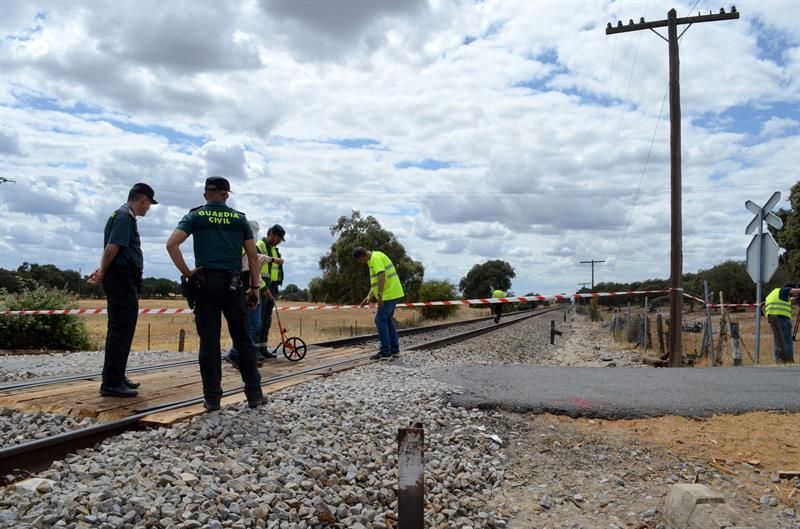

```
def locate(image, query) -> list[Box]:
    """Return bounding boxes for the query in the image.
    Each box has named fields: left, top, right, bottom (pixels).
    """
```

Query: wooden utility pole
left=579, top=259, right=605, bottom=290
left=606, top=7, right=740, bottom=367
left=578, top=282, right=591, bottom=290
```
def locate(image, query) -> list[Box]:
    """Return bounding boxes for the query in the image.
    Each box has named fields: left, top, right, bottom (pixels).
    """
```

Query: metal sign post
left=745, top=192, right=783, bottom=364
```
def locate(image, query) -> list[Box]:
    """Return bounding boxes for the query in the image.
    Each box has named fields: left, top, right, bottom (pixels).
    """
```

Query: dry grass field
left=78, top=299, right=491, bottom=352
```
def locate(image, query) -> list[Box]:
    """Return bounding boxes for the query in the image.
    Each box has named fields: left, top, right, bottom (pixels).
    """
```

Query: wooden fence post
left=178, top=329, right=185, bottom=352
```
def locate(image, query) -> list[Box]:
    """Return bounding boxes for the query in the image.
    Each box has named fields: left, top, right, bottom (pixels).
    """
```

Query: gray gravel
left=0, top=352, right=515, bottom=528
left=0, top=408, right=96, bottom=448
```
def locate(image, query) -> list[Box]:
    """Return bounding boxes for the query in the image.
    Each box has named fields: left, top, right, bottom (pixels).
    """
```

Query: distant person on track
left=166, top=176, right=265, bottom=412
left=255, top=224, right=286, bottom=359
left=354, top=248, right=404, bottom=360
left=224, top=220, right=271, bottom=369
left=491, top=288, right=507, bottom=324
left=764, top=284, right=800, bottom=364
left=87, top=183, right=158, bottom=398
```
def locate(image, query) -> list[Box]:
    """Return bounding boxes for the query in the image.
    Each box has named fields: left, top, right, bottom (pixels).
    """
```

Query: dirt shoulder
left=497, top=312, right=800, bottom=529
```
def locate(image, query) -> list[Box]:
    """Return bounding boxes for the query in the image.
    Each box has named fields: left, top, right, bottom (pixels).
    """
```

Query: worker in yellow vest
left=764, top=284, right=800, bottom=364
left=491, top=288, right=506, bottom=324
left=354, top=247, right=404, bottom=360
left=255, top=224, right=286, bottom=358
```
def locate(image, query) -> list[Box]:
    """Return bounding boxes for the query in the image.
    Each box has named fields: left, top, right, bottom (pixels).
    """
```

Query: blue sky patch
left=46, top=162, right=88, bottom=169
left=396, top=159, right=454, bottom=171
left=103, top=119, right=206, bottom=147
left=692, top=101, right=799, bottom=137
left=326, top=138, right=380, bottom=149
left=463, top=35, right=477, bottom=46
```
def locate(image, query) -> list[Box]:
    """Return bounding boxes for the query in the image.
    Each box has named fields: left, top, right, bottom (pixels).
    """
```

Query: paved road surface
left=430, top=365, right=800, bottom=418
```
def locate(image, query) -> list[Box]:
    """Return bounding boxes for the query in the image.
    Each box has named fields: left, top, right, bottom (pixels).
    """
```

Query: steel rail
left=0, top=308, right=539, bottom=392
left=0, top=306, right=564, bottom=477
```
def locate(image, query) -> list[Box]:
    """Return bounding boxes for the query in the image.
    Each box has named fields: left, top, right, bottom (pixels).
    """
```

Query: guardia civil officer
left=166, top=177, right=265, bottom=411
left=87, top=183, right=157, bottom=397
left=764, top=284, right=800, bottom=364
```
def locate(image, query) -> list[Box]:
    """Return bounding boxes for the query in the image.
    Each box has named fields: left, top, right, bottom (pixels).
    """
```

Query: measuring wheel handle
left=282, top=336, right=307, bottom=362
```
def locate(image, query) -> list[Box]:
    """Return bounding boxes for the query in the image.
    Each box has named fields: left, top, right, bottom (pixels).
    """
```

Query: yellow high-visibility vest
left=765, top=288, right=793, bottom=318
left=492, top=289, right=506, bottom=298
left=256, top=239, right=282, bottom=282
left=369, top=251, right=404, bottom=301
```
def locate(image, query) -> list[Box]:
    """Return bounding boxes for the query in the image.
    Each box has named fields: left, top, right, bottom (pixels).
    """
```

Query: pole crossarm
left=606, top=9, right=739, bottom=35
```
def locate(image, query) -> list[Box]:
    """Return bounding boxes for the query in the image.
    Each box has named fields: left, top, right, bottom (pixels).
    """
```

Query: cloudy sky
left=0, top=0, right=798, bottom=297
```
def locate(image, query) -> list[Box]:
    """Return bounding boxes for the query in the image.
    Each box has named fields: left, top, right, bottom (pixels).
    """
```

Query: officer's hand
left=247, top=289, right=259, bottom=309
left=87, top=268, right=103, bottom=285
left=274, top=258, right=285, bottom=264
left=262, top=289, right=273, bottom=299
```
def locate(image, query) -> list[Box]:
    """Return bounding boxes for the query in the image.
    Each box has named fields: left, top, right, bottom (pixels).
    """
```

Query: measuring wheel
left=282, top=337, right=307, bottom=362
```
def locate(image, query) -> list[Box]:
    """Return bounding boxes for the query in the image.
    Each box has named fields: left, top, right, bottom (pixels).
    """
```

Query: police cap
left=130, top=182, right=158, bottom=204
left=205, top=176, right=232, bottom=192
left=268, top=223, right=286, bottom=241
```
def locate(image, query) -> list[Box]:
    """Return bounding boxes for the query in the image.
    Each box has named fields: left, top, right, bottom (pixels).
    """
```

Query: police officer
left=166, top=177, right=265, bottom=411
left=255, top=224, right=286, bottom=358
left=87, top=183, right=157, bottom=397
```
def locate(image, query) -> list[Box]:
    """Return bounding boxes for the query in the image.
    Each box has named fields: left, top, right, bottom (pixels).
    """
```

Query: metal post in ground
left=178, top=329, right=185, bottom=352
left=643, top=297, right=649, bottom=354
left=398, top=424, right=424, bottom=529
left=703, top=281, right=715, bottom=365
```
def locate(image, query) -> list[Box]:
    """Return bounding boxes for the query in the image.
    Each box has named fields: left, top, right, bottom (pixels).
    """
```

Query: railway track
left=0, top=308, right=540, bottom=393
left=0, top=305, right=564, bottom=478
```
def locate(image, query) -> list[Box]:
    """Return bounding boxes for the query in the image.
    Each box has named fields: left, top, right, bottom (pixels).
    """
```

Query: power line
left=609, top=84, right=669, bottom=275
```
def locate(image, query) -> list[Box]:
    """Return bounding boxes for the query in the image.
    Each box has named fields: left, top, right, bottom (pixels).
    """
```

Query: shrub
left=0, top=287, right=96, bottom=350
left=417, top=280, right=460, bottom=321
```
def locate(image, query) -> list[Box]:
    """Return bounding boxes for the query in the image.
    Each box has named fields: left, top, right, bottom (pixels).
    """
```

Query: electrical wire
left=609, top=84, right=669, bottom=274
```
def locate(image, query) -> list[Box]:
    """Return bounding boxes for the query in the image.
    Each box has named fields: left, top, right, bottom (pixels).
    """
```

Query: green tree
left=458, top=260, right=515, bottom=299
left=310, top=211, right=424, bottom=304
left=0, top=286, right=95, bottom=350
left=417, top=280, right=459, bottom=320
left=281, top=284, right=309, bottom=302
left=141, top=277, right=181, bottom=298
left=772, top=181, right=800, bottom=278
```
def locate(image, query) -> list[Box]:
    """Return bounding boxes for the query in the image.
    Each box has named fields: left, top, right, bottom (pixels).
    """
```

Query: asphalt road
left=430, top=365, right=800, bottom=419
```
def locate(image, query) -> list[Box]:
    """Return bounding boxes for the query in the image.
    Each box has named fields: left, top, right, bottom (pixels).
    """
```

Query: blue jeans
left=228, top=297, right=261, bottom=362
left=770, top=316, right=795, bottom=364
left=375, top=299, right=400, bottom=355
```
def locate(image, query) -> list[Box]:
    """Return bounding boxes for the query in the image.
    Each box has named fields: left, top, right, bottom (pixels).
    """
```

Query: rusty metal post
left=178, top=329, right=186, bottom=352
left=398, top=424, right=424, bottom=529
left=147, top=323, right=151, bottom=351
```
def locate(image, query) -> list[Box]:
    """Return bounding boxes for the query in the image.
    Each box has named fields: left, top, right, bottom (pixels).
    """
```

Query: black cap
left=130, top=182, right=158, bottom=204
left=268, top=224, right=286, bottom=241
left=205, top=176, right=231, bottom=192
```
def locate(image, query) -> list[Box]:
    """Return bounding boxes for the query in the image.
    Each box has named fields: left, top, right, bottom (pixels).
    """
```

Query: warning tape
left=0, top=289, right=671, bottom=316
left=681, top=292, right=760, bottom=309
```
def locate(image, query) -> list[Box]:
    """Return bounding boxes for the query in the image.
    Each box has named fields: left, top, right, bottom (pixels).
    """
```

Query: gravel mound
left=0, top=408, right=96, bottom=448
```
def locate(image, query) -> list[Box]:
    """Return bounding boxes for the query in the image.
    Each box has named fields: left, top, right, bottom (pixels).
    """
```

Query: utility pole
left=578, top=282, right=591, bottom=290
left=580, top=260, right=605, bottom=290
left=606, top=6, right=739, bottom=368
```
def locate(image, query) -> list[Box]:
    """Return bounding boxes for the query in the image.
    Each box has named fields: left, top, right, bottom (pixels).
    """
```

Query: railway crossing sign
left=745, top=191, right=784, bottom=365
left=746, top=233, right=780, bottom=283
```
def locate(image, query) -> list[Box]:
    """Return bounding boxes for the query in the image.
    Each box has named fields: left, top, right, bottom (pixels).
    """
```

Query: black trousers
left=493, top=304, right=503, bottom=320
left=102, top=267, right=140, bottom=386
left=257, top=283, right=280, bottom=346
left=193, top=270, right=262, bottom=403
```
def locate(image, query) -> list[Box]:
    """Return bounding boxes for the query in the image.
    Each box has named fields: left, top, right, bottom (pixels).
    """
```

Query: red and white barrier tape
left=0, top=289, right=671, bottom=316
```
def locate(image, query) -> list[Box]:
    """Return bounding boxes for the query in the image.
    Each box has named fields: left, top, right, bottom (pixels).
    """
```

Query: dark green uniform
left=176, top=202, right=253, bottom=271
left=101, top=204, right=142, bottom=387
left=176, top=201, right=263, bottom=406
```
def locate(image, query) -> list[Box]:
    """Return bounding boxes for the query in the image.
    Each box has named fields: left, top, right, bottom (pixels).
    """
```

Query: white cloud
left=0, top=0, right=798, bottom=297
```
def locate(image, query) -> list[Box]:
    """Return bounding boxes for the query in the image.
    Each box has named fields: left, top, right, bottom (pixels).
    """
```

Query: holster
left=180, top=271, right=206, bottom=309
